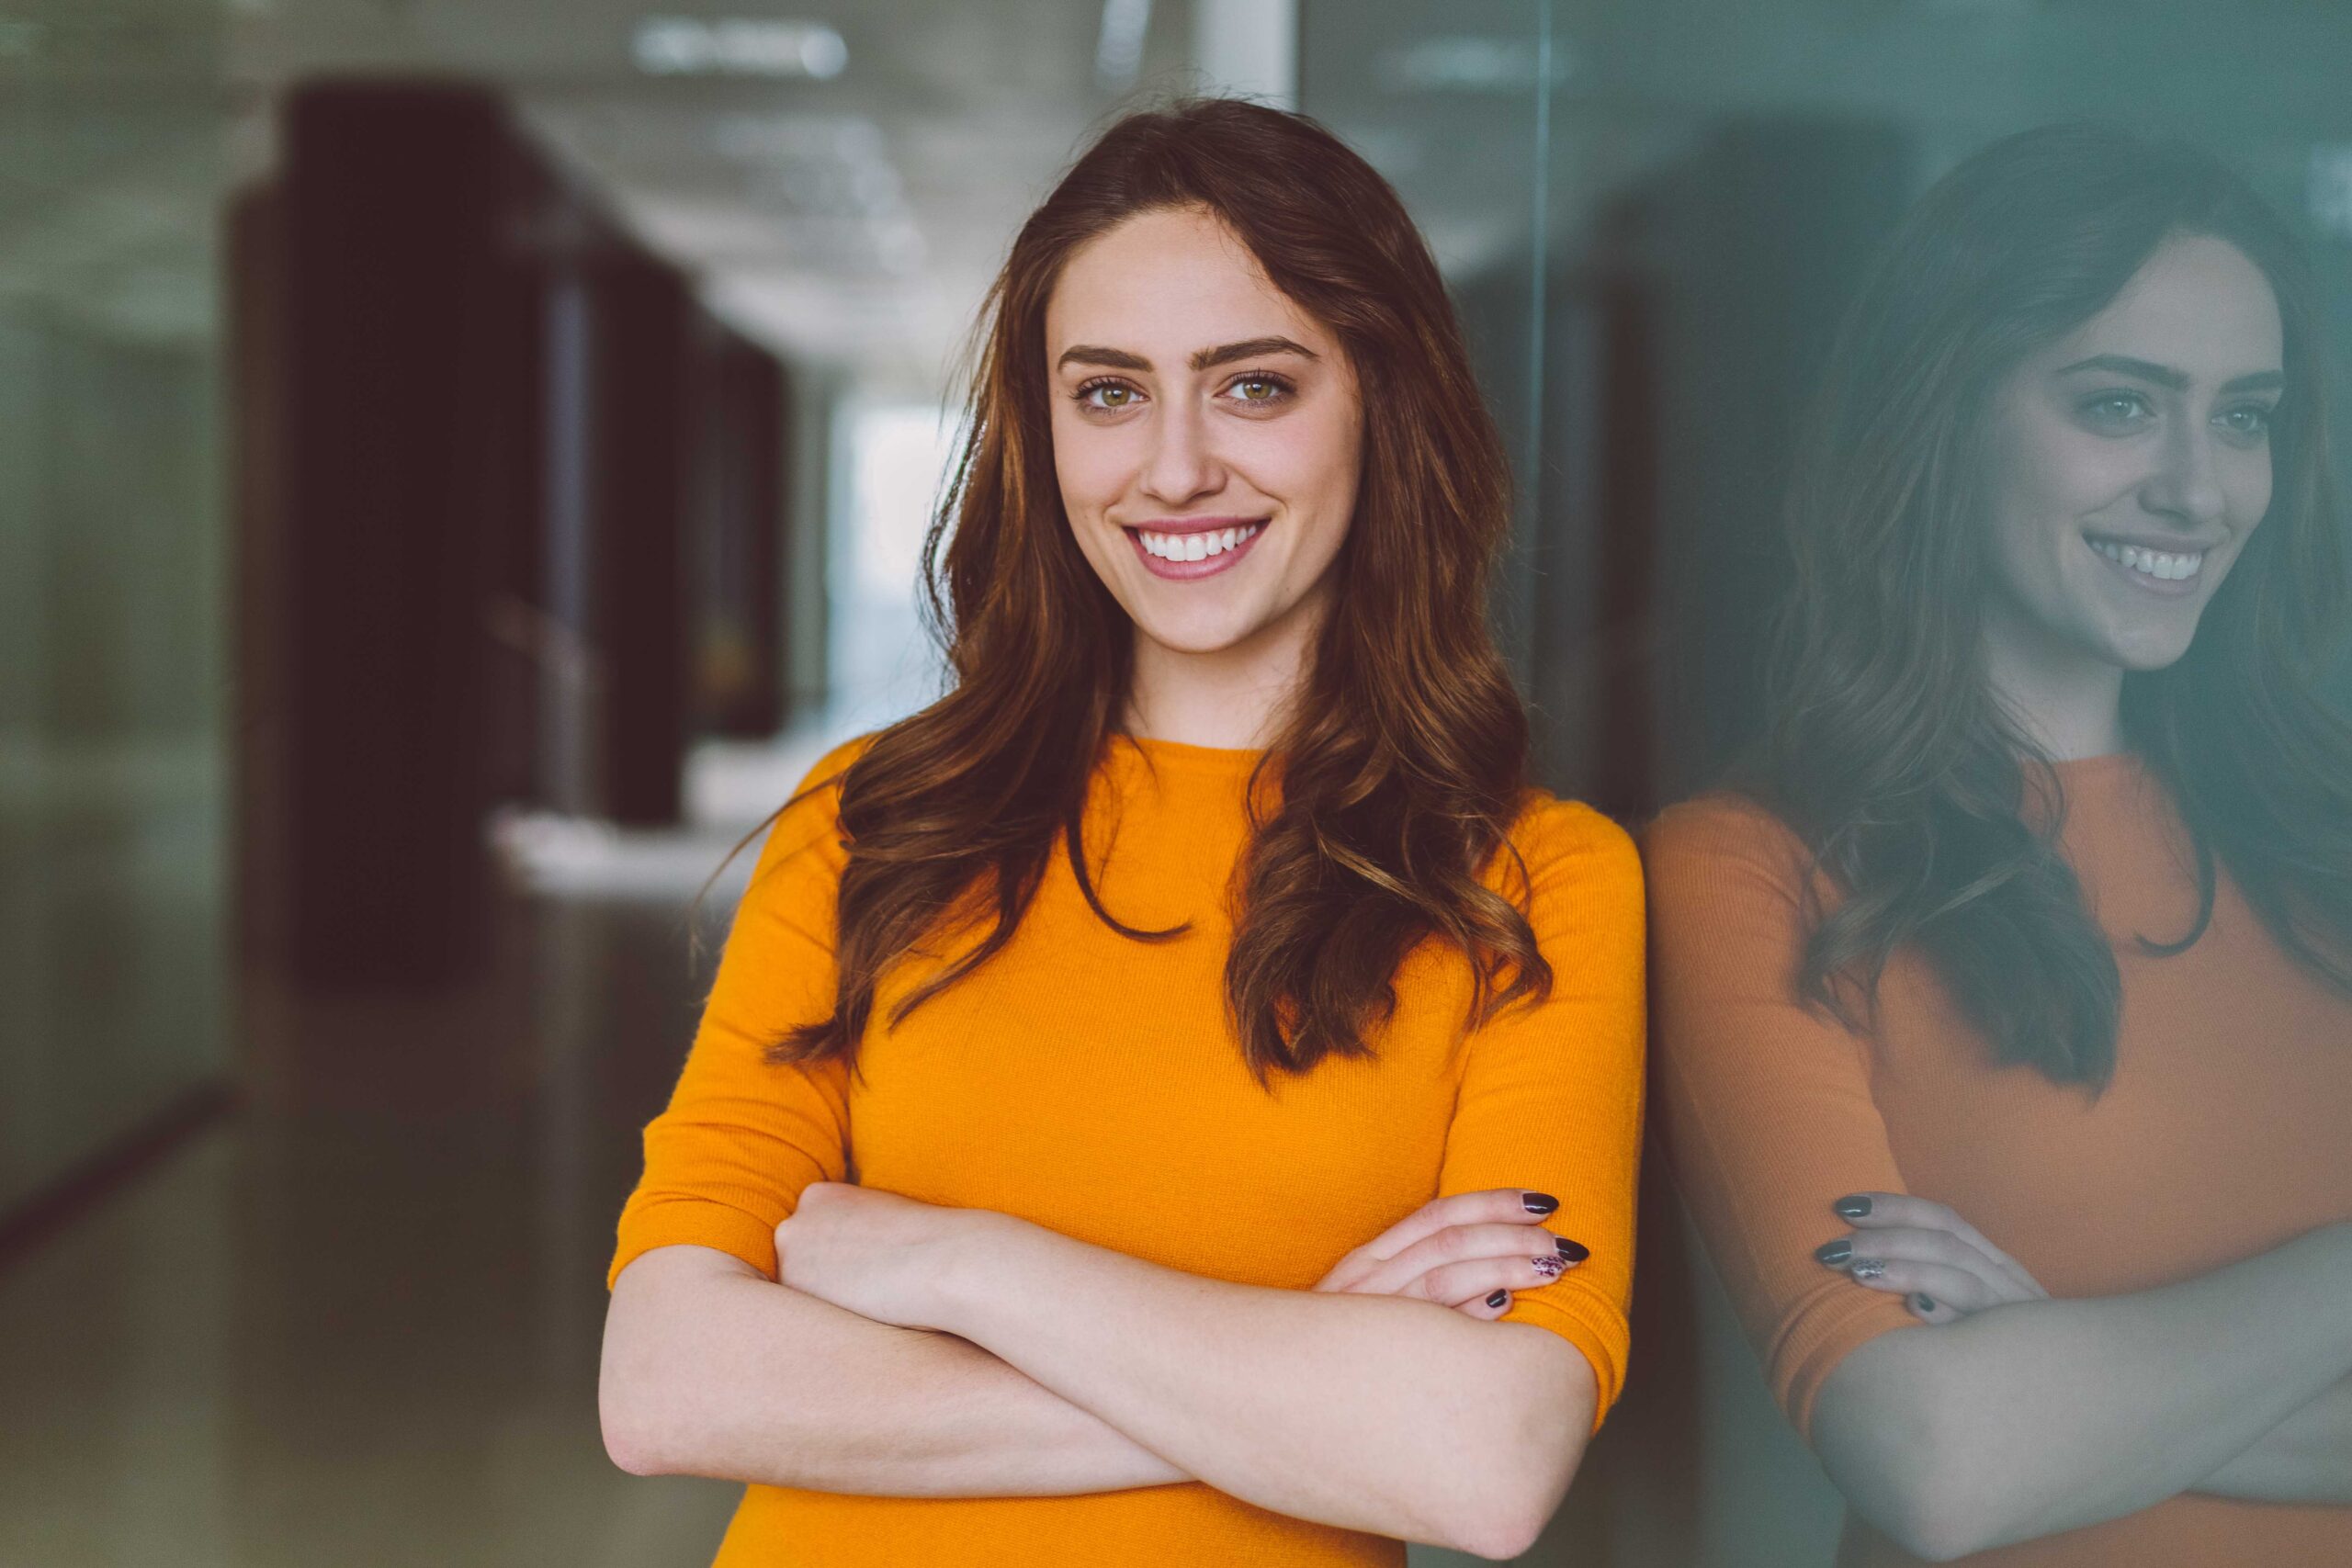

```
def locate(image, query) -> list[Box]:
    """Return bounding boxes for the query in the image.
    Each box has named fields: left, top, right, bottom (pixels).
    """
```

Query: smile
left=1125, top=520, right=1264, bottom=581
left=2086, top=535, right=2205, bottom=597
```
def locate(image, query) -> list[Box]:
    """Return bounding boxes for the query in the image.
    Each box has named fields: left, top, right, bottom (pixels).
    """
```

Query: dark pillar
left=697, top=333, right=787, bottom=739
left=590, top=257, right=693, bottom=827
left=279, top=82, right=522, bottom=987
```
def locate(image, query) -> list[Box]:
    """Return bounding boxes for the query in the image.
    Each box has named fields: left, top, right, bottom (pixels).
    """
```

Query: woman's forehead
left=1046, top=209, right=1329, bottom=365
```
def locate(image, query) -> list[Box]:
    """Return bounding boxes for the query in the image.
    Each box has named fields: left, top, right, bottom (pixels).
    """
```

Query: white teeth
left=2091, top=538, right=2204, bottom=582
left=1134, top=522, right=1263, bottom=564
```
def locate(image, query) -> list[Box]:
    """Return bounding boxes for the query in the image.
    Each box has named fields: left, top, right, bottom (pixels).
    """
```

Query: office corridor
left=0, top=738, right=844, bottom=1567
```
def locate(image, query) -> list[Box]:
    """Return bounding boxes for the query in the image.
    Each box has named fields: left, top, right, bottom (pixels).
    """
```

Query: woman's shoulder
left=1640, top=791, right=1824, bottom=925
left=750, top=732, right=880, bottom=876
left=1644, top=791, right=1810, bottom=873
left=1500, top=791, right=1642, bottom=898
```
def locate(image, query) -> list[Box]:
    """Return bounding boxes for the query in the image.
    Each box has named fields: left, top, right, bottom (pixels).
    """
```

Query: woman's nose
left=2140, top=423, right=2228, bottom=530
left=1138, top=401, right=1221, bottom=506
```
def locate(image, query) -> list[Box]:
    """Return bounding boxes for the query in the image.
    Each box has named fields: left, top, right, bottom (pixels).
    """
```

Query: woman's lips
left=2084, top=534, right=2207, bottom=600
left=1124, top=520, right=1266, bottom=581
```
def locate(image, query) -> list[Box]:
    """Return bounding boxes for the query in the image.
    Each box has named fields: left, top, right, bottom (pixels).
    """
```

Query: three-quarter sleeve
left=1438, top=799, right=1647, bottom=1427
left=606, top=739, right=868, bottom=1289
left=1644, top=797, right=1920, bottom=1440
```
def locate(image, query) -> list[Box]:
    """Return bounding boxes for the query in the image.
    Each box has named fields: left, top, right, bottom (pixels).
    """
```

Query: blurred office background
left=3, top=2, right=2347, bottom=1564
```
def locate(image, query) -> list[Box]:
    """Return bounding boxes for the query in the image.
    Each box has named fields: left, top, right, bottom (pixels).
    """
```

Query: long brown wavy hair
left=763, top=98, right=1549, bottom=1079
left=1762, top=123, right=2352, bottom=1088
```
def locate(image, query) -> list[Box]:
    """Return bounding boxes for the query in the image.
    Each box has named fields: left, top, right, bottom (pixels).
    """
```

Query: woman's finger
left=1815, top=1224, right=2030, bottom=1309
left=1404, top=1250, right=1581, bottom=1308
left=1905, top=1291, right=1962, bottom=1324
left=1461, top=1288, right=1513, bottom=1321
left=1832, top=1192, right=2048, bottom=1299
left=1316, top=1188, right=1560, bottom=1291
left=1350, top=1222, right=1587, bottom=1298
left=1832, top=1254, right=2007, bottom=1314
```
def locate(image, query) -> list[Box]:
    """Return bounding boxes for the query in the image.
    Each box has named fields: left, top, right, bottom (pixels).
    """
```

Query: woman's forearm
left=1813, top=1223, right=2352, bottom=1559
left=600, top=1245, right=1186, bottom=1495
left=2198, top=1371, right=2352, bottom=1505
left=925, top=1213, right=1597, bottom=1561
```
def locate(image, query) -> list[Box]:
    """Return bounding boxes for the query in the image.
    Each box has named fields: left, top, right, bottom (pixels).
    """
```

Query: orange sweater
left=610, top=734, right=1646, bottom=1567
left=1648, top=754, right=2352, bottom=1568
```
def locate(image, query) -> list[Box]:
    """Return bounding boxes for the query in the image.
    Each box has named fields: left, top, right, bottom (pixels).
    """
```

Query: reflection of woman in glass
left=1650, top=125, right=2352, bottom=1565
left=597, top=101, right=1644, bottom=1566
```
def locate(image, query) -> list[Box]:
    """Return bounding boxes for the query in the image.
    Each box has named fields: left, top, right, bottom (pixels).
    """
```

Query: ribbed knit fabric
left=611, top=733, right=1647, bottom=1567
left=1647, top=754, right=2352, bottom=1567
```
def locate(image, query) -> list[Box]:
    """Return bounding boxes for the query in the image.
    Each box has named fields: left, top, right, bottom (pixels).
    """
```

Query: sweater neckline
left=1107, top=731, right=1267, bottom=774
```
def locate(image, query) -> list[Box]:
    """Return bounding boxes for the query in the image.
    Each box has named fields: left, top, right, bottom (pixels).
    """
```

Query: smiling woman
left=1647, top=124, right=2352, bottom=1567
left=596, top=98, right=1645, bottom=1568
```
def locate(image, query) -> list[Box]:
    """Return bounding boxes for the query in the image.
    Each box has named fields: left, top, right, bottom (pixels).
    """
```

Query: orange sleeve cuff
left=608, top=1193, right=785, bottom=1290
left=1505, top=1278, right=1632, bottom=1434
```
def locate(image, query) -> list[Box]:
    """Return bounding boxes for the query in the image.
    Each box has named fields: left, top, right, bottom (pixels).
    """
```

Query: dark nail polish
left=1914, top=1294, right=1937, bottom=1313
left=1555, top=1237, right=1589, bottom=1262
left=1815, top=1239, right=1853, bottom=1265
left=1486, top=1289, right=1509, bottom=1309
left=1531, top=1252, right=1566, bottom=1280
left=1835, top=1195, right=1872, bottom=1219
left=1521, top=1191, right=1558, bottom=1215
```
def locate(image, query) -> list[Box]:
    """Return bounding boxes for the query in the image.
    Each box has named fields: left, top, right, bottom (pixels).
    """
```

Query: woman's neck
left=1979, top=604, right=2129, bottom=761
left=1122, top=592, right=1325, bottom=750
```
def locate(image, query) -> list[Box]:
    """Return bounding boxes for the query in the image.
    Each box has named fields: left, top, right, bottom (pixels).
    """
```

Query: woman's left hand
left=775, top=1182, right=983, bottom=1330
left=1816, top=1191, right=2051, bottom=1323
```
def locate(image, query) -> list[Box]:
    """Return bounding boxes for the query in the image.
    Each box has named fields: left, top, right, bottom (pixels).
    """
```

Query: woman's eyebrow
left=2055, top=353, right=2284, bottom=394
left=1191, top=335, right=1317, bottom=371
left=1057, top=344, right=1151, bottom=373
left=2056, top=354, right=2189, bottom=389
left=1054, top=336, right=1319, bottom=376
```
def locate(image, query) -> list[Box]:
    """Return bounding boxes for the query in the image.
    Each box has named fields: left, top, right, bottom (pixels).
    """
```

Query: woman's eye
left=2079, top=391, right=2153, bottom=430
left=1222, top=374, right=1295, bottom=408
left=1078, top=381, right=1141, bottom=411
left=2216, top=403, right=2274, bottom=443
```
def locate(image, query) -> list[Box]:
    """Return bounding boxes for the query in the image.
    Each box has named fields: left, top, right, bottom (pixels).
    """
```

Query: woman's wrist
left=920, top=1206, right=1046, bottom=1338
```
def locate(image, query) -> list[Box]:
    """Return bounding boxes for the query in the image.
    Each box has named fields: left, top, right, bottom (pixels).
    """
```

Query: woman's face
left=1046, top=205, right=1362, bottom=660
left=1981, top=232, right=2283, bottom=679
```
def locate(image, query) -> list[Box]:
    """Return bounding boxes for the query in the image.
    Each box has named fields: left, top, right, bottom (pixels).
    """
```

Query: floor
left=0, top=730, right=853, bottom=1567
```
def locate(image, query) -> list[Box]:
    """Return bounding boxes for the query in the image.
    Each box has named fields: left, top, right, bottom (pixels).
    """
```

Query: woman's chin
left=1132, top=605, right=1279, bottom=660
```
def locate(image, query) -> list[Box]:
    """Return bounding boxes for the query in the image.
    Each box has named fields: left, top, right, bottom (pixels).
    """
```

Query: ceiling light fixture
left=1094, top=0, right=1150, bottom=93
left=631, top=17, right=849, bottom=80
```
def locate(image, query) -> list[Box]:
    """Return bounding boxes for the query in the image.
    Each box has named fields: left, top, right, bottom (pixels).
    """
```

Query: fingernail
left=1531, top=1253, right=1566, bottom=1280
left=1849, top=1258, right=1886, bottom=1281
left=1521, top=1191, right=1558, bottom=1215
left=1486, top=1289, right=1510, bottom=1309
left=1815, top=1239, right=1852, bottom=1265
left=1835, top=1195, right=1872, bottom=1219
left=1914, top=1294, right=1936, bottom=1313
left=1555, top=1236, right=1589, bottom=1262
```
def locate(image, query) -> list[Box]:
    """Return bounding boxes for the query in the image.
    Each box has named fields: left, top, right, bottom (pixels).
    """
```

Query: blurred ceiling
left=225, top=0, right=1208, bottom=392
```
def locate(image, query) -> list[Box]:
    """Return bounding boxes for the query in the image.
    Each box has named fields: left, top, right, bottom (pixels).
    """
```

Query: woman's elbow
left=1429, top=1438, right=1582, bottom=1561
left=598, top=1360, right=684, bottom=1477
left=1822, top=1394, right=2007, bottom=1561
left=1430, top=1346, right=1597, bottom=1559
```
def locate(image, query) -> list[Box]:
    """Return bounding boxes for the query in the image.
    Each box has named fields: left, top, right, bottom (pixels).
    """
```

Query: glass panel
left=1299, top=0, right=1555, bottom=685
left=0, top=0, right=230, bottom=1215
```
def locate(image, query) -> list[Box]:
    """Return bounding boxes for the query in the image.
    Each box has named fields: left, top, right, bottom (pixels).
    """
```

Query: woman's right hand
left=1314, top=1189, right=1588, bottom=1319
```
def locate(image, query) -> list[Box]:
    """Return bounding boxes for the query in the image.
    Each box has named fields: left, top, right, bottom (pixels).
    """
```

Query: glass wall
left=0, top=1, right=232, bottom=1217
left=1306, top=4, right=2352, bottom=1565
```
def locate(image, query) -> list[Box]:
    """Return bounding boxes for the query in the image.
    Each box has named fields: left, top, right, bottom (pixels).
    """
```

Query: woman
left=1649, top=124, right=2352, bottom=1565
left=598, top=100, right=1645, bottom=1565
